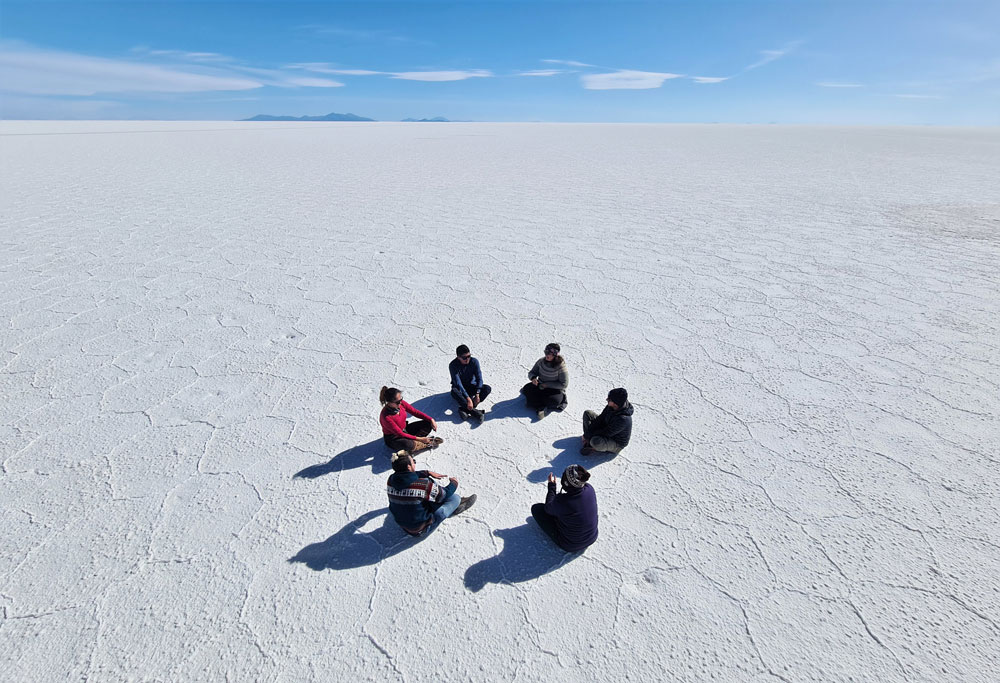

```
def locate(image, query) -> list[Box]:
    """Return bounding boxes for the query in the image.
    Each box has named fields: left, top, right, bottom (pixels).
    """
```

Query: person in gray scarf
left=521, top=342, right=569, bottom=419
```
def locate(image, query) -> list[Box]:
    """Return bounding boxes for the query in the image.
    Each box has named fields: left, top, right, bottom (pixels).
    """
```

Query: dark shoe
left=536, top=408, right=547, bottom=420
left=580, top=446, right=595, bottom=455
left=458, top=408, right=472, bottom=421
left=451, top=494, right=477, bottom=516
left=474, top=408, right=485, bottom=423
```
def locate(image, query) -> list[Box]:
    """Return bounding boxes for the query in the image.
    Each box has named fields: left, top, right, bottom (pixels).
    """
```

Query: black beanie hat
left=607, top=387, right=628, bottom=405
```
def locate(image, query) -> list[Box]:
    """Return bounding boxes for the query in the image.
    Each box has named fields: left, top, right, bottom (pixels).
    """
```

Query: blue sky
left=1, top=0, right=997, bottom=123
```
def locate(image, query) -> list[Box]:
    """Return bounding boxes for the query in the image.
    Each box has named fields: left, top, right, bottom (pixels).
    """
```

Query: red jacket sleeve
left=401, top=400, right=432, bottom=423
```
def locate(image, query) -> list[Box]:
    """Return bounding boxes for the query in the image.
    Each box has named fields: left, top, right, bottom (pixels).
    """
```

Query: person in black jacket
left=581, top=387, right=633, bottom=455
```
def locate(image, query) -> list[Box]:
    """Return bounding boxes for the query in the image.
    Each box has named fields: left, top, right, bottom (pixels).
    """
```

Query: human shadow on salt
left=293, top=439, right=392, bottom=478
left=464, top=522, right=578, bottom=592
left=409, top=391, right=465, bottom=424
left=289, top=508, right=424, bottom=571
left=485, top=395, right=537, bottom=422
left=525, top=437, right=616, bottom=483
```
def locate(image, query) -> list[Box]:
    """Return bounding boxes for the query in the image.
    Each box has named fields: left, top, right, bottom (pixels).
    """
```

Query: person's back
left=385, top=454, right=475, bottom=536
left=546, top=483, right=599, bottom=551
left=386, top=468, right=450, bottom=535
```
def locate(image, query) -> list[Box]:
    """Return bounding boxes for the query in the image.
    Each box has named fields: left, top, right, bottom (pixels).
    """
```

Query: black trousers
left=383, top=419, right=433, bottom=452
left=531, top=503, right=564, bottom=548
left=451, top=383, right=492, bottom=408
left=522, top=382, right=566, bottom=410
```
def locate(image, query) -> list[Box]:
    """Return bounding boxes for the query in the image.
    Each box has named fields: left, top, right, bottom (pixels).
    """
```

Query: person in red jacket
left=378, top=386, right=442, bottom=456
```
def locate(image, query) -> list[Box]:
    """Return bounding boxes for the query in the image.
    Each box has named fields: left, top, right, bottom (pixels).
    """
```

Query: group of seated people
left=377, top=343, right=635, bottom=552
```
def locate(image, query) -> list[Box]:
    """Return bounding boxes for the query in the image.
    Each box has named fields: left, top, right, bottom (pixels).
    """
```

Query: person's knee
left=590, top=436, right=622, bottom=454
left=478, top=385, right=492, bottom=400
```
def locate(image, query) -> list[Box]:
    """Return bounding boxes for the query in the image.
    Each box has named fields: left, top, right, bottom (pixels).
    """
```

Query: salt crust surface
left=1, top=121, right=998, bottom=681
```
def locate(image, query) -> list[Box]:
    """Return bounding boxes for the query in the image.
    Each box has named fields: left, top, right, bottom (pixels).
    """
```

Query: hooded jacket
left=544, top=481, right=599, bottom=552
left=585, top=401, right=634, bottom=448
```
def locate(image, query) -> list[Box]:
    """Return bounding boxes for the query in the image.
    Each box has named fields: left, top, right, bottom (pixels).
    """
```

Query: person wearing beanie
left=581, top=387, right=634, bottom=455
left=530, top=464, right=598, bottom=552
left=522, top=342, right=569, bottom=419
left=386, top=453, right=476, bottom=536
left=449, top=344, right=492, bottom=422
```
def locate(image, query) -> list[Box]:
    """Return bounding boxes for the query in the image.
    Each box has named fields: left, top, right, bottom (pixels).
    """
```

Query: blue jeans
left=431, top=492, right=461, bottom=525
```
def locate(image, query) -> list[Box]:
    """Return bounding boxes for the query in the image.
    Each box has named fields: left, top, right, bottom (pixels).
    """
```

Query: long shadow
left=293, top=438, right=392, bottom=478
left=486, top=395, right=537, bottom=422
left=410, top=391, right=465, bottom=425
left=289, top=508, right=424, bottom=571
left=526, top=436, right=617, bottom=483
left=464, top=522, right=578, bottom=592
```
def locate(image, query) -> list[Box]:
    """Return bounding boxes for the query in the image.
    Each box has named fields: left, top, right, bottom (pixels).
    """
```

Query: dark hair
left=392, top=454, right=413, bottom=473
left=544, top=342, right=564, bottom=365
left=379, top=386, right=401, bottom=406
left=456, top=344, right=470, bottom=356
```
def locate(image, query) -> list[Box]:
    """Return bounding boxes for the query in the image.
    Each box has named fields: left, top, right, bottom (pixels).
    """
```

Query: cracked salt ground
left=2, top=122, right=1000, bottom=682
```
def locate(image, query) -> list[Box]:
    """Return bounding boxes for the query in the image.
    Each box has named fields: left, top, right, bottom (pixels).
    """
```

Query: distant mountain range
left=241, top=112, right=453, bottom=122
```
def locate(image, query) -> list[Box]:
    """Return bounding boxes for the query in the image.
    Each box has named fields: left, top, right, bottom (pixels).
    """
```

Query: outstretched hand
left=547, top=472, right=557, bottom=485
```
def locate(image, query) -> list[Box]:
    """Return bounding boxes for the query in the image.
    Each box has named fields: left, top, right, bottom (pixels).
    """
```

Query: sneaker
left=580, top=446, right=595, bottom=455
left=429, top=436, right=444, bottom=445
left=391, top=450, right=409, bottom=463
left=474, top=408, right=485, bottom=424
left=536, top=408, right=547, bottom=420
left=451, top=494, right=477, bottom=516
left=458, top=408, right=472, bottom=421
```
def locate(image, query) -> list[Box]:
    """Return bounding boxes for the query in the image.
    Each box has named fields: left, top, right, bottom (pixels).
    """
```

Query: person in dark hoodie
left=580, top=387, right=633, bottom=455
left=531, top=464, right=598, bottom=552
left=385, top=453, right=476, bottom=536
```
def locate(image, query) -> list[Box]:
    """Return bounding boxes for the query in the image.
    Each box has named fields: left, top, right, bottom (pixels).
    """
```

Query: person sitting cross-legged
left=378, top=386, right=442, bottom=457
left=530, top=464, right=598, bottom=552
left=386, top=453, right=476, bottom=536
left=581, top=387, right=633, bottom=455
left=449, top=344, right=492, bottom=422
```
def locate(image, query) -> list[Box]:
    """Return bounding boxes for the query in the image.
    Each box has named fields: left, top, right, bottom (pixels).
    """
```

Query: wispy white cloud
left=132, top=47, right=233, bottom=63
left=284, top=77, right=344, bottom=88
left=542, top=59, right=594, bottom=68
left=518, top=69, right=563, bottom=77
left=289, top=63, right=492, bottom=82
left=390, top=70, right=492, bottom=82
left=744, top=41, right=802, bottom=71
left=691, top=76, right=729, bottom=84
left=581, top=70, right=683, bottom=90
left=0, top=43, right=261, bottom=95
left=817, top=82, right=864, bottom=88
left=0, top=43, right=353, bottom=96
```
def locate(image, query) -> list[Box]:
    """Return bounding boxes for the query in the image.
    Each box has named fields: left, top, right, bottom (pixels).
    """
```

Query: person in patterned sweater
left=386, top=454, right=476, bottom=536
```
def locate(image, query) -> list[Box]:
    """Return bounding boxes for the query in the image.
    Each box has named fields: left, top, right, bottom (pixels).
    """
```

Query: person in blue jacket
left=530, top=464, right=598, bottom=552
left=449, top=344, right=492, bottom=422
left=386, top=454, right=476, bottom=536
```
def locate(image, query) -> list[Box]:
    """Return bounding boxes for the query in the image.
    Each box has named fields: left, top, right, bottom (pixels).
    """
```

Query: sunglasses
left=459, top=354, right=471, bottom=360
left=545, top=349, right=558, bottom=355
